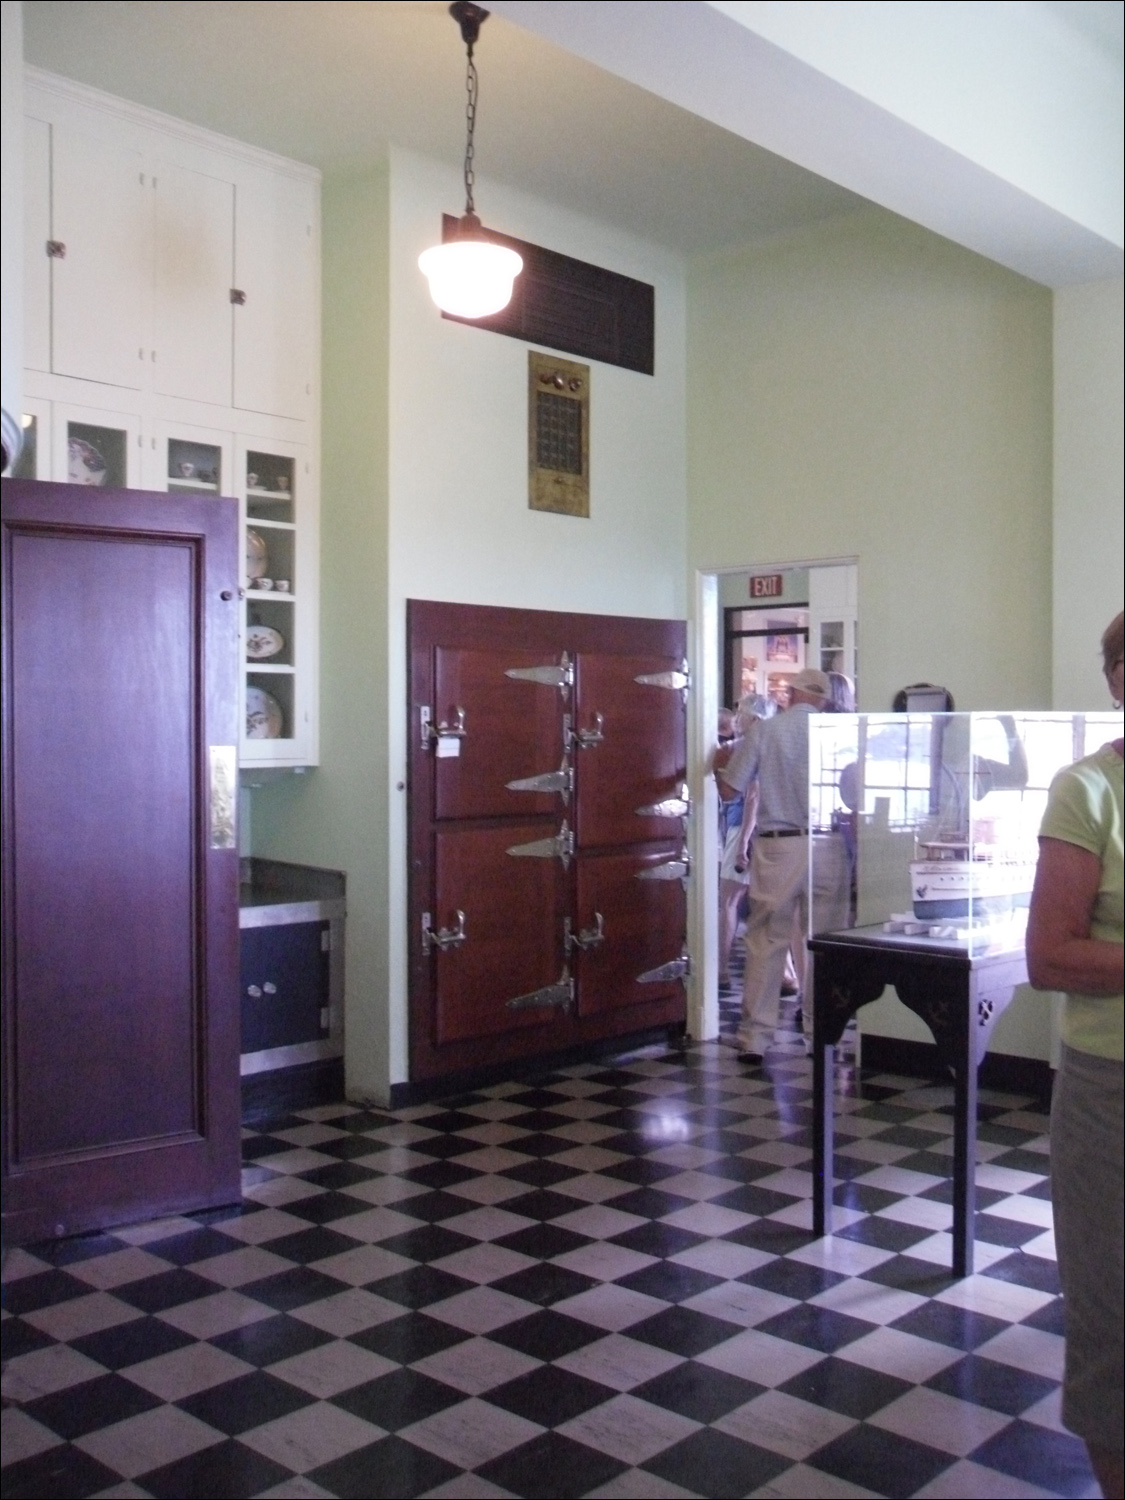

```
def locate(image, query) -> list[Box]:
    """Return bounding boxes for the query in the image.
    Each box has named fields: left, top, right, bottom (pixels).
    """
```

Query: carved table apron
left=808, top=929, right=1028, bottom=1277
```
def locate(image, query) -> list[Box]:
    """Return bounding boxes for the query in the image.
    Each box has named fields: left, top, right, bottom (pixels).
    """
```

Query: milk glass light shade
left=419, top=237, right=523, bottom=318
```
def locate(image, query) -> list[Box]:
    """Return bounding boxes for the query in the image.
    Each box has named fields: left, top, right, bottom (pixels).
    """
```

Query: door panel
left=154, top=163, right=235, bottom=406
left=434, top=647, right=566, bottom=820
left=432, top=824, right=568, bottom=1043
left=574, top=848, right=686, bottom=1015
left=575, top=653, right=687, bottom=847
left=2, top=479, right=241, bottom=1244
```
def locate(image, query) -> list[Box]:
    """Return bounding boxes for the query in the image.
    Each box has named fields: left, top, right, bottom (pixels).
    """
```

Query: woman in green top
left=1027, top=610, right=1124, bottom=1500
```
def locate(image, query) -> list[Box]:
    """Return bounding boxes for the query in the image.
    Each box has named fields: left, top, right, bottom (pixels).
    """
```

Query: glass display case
left=809, top=710, right=1123, bottom=956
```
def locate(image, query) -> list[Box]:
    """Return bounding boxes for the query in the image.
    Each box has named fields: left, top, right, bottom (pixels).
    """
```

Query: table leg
left=951, top=1015, right=978, bottom=1278
left=811, top=957, right=835, bottom=1238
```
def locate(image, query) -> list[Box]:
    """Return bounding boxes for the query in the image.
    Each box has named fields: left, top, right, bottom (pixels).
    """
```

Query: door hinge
left=505, top=651, right=573, bottom=695
left=635, top=658, right=690, bottom=700
left=636, top=849, right=691, bottom=887
left=422, top=909, right=467, bottom=955
left=506, top=819, right=574, bottom=870
left=637, top=948, right=691, bottom=985
left=506, top=967, right=574, bottom=1012
left=506, top=756, right=573, bottom=804
left=636, top=782, right=691, bottom=821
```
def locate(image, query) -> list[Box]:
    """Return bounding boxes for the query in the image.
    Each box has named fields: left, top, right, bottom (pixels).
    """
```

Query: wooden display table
left=809, top=926, right=1028, bottom=1277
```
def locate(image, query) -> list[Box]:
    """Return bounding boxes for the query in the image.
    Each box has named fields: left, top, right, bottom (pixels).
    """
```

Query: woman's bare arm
left=1025, top=837, right=1125, bottom=994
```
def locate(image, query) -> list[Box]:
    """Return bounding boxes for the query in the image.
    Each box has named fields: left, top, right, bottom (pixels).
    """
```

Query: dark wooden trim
left=241, top=1058, right=346, bottom=1126
left=440, top=215, right=655, bottom=375
left=860, top=1034, right=1053, bottom=1100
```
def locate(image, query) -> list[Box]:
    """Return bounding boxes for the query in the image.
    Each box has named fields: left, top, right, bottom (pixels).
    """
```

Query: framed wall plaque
left=528, top=351, right=589, bottom=518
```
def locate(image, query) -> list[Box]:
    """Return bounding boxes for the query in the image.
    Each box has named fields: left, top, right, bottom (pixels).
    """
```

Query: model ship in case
left=909, top=840, right=1035, bottom=921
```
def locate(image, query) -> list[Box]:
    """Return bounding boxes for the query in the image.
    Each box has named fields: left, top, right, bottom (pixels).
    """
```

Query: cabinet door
left=51, top=126, right=150, bottom=390
left=574, top=652, right=688, bottom=848
left=574, top=847, right=687, bottom=1016
left=154, top=163, right=235, bottom=406
left=233, top=173, right=316, bottom=421
left=1, top=478, right=241, bottom=1244
left=53, top=404, right=143, bottom=491
left=241, top=923, right=329, bottom=1052
left=23, top=118, right=52, bottom=375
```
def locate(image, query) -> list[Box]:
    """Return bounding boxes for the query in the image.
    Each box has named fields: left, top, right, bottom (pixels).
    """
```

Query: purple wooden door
left=2, top=478, right=241, bottom=1244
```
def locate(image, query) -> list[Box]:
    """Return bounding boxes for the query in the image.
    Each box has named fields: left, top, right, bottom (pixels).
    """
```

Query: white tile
left=425, top=1286, right=538, bottom=1335
left=254, top=1479, right=338, bottom=1499
left=1, top=1343, right=108, bottom=1402
left=975, top=1165, right=1047, bottom=1194
left=585, top=1469, right=698, bottom=1499
left=868, top=1385, right=1012, bottom=1456
left=982, top=1195, right=1054, bottom=1229
left=188, top=1246, right=293, bottom=1287
left=447, top=1146, right=537, bottom=1174
left=436, top=1206, right=538, bottom=1242
left=87, top=1482, right=154, bottom=1499
left=431, top=1243, right=536, bottom=1285
left=695, top=1328, right=825, bottom=1386
left=658, top=1203, right=756, bottom=1237
left=1020, top=1387, right=1067, bottom=1434
left=546, top=1121, right=626, bottom=1146
left=935, top=1275, right=1054, bottom=1323
left=325, top=1206, right=427, bottom=1244
left=76, top=1405, right=223, bottom=1479
left=551, top=1242, right=657, bottom=1283
left=411, top=1335, right=542, bottom=1396
left=157, top=1289, right=275, bottom=1339
left=750, top=1460, right=880, bottom=1497
left=668, top=1239, right=775, bottom=1279
left=681, top=1281, right=797, bottom=1329
left=243, top=1176, right=328, bottom=1208
left=288, top=1288, right=404, bottom=1337
left=421, top=1475, right=520, bottom=1499
left=210, top=1208, right=315, bottom=1244
left=444, top=1175, right=533, bottom=1206
left=836, top=1138, right=917, bottom=1165
left=63, top=1248, right=174, bottom=1291
left=911, top=1458, right=1058, bottom=1498
left=552, top=1173, right=636, bottom=1204
left=402, top=1397, right=543, bottom=1470
left=348, top=1147, right=441, bottom=1174
left=253, top=1148, right=341, bottom=1175
left=716, top=1389, right=855, bottom=1460
left=553, top=1282, right=669, bottom=1332
left=0, top=1247, right=51, bottom=1282
left=973, top=1324, right=1065, bottom=1380
left=307, top=1244, right=413, bottom=1286
left=737, top=1140, right=813, bottom=1168
left=836, top=1326, right=963, bottom=1383
left=1018, top=1229, right=1057, bottom=1261
left=549, top=1145, right=630, bottom=1172
left=24, top=1292, right=142, bottom=1343
left=904, top=1233, right=1012, bottom=1271
left=645, top=1143, right=728, bottom=1169
left=652, top=1170, right=742, bottom=1201
left=809, top=1279, right=928, bottom=1326
left=852, top=1164, right=947, bottom=1195
left=550, top=1205, right=648, bottom=1241
left=786, top=1237, right=895, bottom=1276
left=874, top=1197, right=953, bottom=1231
left=268, top=1339, right=397, bottom=1398
left=338, top=1174, right=431, bottom=1207
left=243, top=1401, right=384, bottom=1472
left=121, top=1342, right=253, bottom=1401
left=270, top=1123, right=350, bottom=1147
left=1, top=1405, right=65, bottom=1463
left=557, top=1393, right=700, bottom=1465
left=554, top=1333, right=684, bottom=1391
left=113, top=1216, right=201, bottom=1245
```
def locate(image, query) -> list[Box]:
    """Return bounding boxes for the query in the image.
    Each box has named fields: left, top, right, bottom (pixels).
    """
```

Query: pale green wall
left=688, top=207, right=1054, bottom=713
left=1052, top=275, right=1124, bottom=709
left=251, top=165, right=392, bottom=1100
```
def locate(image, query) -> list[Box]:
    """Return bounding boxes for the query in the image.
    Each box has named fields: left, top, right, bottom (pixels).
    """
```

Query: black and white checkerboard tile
left=2, top=1041, right=1094, bottom=1499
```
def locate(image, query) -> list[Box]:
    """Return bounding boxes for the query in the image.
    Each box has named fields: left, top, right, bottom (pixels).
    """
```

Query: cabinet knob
left=230, top=288, right=247, bottom=305
left=263, top=982, right=277, bottom=995
left=247, top=984, right=262, bottom=998
left=46, top=240, right=66, bottom=259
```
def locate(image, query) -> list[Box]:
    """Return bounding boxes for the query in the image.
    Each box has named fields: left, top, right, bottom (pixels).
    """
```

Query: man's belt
left=757, top=828, right=808, bottom=838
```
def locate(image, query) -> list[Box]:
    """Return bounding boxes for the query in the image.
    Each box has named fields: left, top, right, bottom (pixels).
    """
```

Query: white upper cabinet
left=51, top=125, right=151, bottom=390
left=233, top=172, right=316, bottom=422
left=23, top=118, right=51, bottom=374
left=154, top=162, right=235, bottom=407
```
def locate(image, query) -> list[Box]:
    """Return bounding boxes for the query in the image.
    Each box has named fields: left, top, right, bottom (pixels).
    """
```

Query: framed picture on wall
left=766, top=634, right=799, bottom=663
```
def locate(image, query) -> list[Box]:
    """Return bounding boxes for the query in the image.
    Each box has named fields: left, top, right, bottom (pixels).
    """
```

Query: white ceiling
left=21, top=0, right=868, bottom=255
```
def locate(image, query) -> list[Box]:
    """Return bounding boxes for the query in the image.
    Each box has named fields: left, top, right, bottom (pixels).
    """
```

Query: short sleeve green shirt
left=1038, top=741, right=1124, bottom=1060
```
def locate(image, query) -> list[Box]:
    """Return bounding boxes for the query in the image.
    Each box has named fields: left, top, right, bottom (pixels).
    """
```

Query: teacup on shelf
left=273, top=578, right=291, bottom=593
left=179, top=460, right=195, bottom=478
left=256, top=577, right=274, bottom=591
left=275, top=475, right=290, bottom=493
left=247, top=472, right=259, bottom=488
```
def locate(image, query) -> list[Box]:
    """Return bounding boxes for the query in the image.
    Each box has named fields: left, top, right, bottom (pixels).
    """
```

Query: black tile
left=1, top=1269, right=89, bottom=1317
left=296, top=1160, right=387, bottom=1191
left=919, top=1179, right=1006, bottom=1211
left=490, top=1308, right=605, bottom=1362
left=974, top=1214, right=1049, bottom=1249
left=495, top=1222, right=592, bottom=1261
left=977, top=1122, right=1045, bottom=1149
left=315, top=1132, right=403, bottom=1161
left=138, top=1437, right=292, bottom=1499
left=926, top=1354, right=1057, bottom=1416
left=239, top=1265, right=350, bottom=1312
left=500, top=1187, right=606, bottom=1222
left=1018, top=1177, right=1053, bottom=1201
left=275, top=1190, right=375, bottom=1225
left=754, top=1303, right=873, bottom=1354
left=809, top=1421, right=952, bottom=1494
left=707, top=1183, right=802, bottom=1217
left=867, top=1124, right=952, bottom=1150
left=633, top=1361, right=765, bottom=1422
left=499, top=1158, right=583, bottom=1188
left=487, top=1364, right=611, bottom=1426
left=643, top=1426, right=789, bottom=1498
left=30, top=1232, right=126, bottom=1267
left=0, top=1443, right=121, bottom=1499
left=130, top=1227, right=243, bottom=1266
left=112, top=1267, right=219, bottom=1314
left=836, top=1215, right=932, bottom=1252
left=990, top=1148, right=1052, bottom=1176
left=889, top=1299, right=1009, bottom=1350
left=366, top=1265, right=474, bottom=1309
left=255, top=1225, right=363, bottom=1264
left=602, top=1186, right=695, bottom=1220
left=178, top=1369, right=310, bottom=1435
left=969, top=1419, right=1095, bottom=1493
left=386, top=1188, right=479, bottom=1224
left=601, top=1157, right=683, bottom=1186
left=491, top=1262, right=596, bottom=1307
left=609, top=1221, right=707, bottom=1259
left=710, top=1154, right=798, bottom=1185
left=331, top=1367, right=463, bottom=1430
left=23, top=1372, right=162, bottom=1439
left=407, top=1108, right=485, bottom=1133
left=210, top=1312, right=333, bottom=1368
left=831, top=1182, right=904, bottom=1214
left=779, top=1356, right=912, bottom=1419
left=349, top=1312, right=471, bottom=1364
left=401, top=1158, right=483, bottom=1190
left=627, top=1306, right=742, bottom=1357
left=72, top=1315, right=193, bottom=1370
left=857, top=1254, right=957, bottom=1294
left=981, top=1252, right=1062, bottom=1295
left=478, top=1430, right=626, bottom=1499
left=1021, top=1296, right=1066, bottom=1336
left=376, top=1223, right=477, bottom=1263
left=617, top=1261, right=725, bottom=1304
left=240, top=1135, right=296, bottom=1162
left=719, top=1219, right=813, bottom=1257
left=0, top=1317, right=55, bottom=1361
left=740, top=1259, right=842, bottom=1299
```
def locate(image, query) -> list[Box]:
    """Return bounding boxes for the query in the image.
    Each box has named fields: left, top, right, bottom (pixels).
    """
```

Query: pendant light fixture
left=418, top=2, right=523, bottom=318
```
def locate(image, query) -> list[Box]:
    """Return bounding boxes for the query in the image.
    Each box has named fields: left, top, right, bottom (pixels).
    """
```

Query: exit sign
left=750, top=574, right=784, bottom=599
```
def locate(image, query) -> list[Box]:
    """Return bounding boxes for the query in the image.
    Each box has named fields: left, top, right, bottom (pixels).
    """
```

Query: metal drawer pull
left=422, top=909, right=467, bottom=954
left=567, top=912, right=605, bottom=952
left=572, top=711, right=604, bottom=749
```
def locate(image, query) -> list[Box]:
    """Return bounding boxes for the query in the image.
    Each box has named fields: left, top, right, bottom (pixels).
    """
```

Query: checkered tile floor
left=2, top=1039, right=1094, bottom=1499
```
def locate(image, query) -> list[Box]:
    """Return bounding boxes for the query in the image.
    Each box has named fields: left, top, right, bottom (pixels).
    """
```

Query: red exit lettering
left=750, top=574, right=784, bottom=599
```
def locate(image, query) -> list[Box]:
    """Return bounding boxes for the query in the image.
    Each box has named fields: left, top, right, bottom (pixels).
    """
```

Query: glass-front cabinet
left=809, top=710, right=1123, bottom=956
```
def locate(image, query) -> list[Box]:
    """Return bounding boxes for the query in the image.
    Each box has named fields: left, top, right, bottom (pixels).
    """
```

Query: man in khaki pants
left=719, top=668, right=849, bottom=1064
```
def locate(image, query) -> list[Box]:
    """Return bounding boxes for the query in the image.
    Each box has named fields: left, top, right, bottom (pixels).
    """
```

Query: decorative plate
left=246, top=624, right=285, bottom=661
left=68, top=437, right=108, bottom=486
left=246, top=686, right=284, bottom=739
left=246, top=528, right=268, bottom=582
